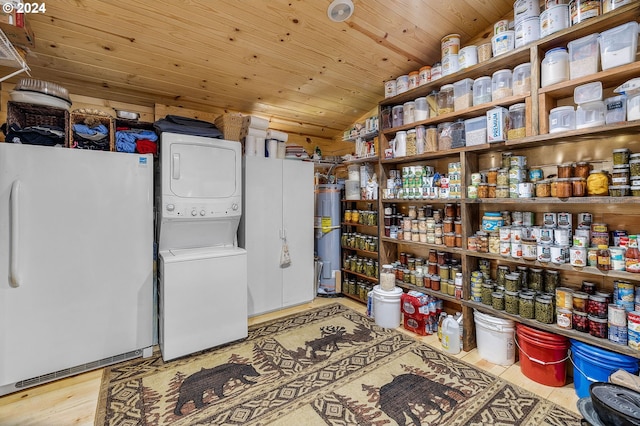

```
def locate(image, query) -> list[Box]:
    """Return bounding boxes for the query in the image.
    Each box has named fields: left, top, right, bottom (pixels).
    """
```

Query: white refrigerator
left=0, top=143, right=154, bottom=396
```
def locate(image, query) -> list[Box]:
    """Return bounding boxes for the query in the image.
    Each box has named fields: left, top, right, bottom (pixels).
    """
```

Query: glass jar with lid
left=535, top=179, right=551, bottom=197
left=587, top=170, right=610, bottom=196
left=571, top=177, right=587, bottom=197
left=556, top=178, right=572, bottom=198
left=535, top=295, right=554, bottom=324
left=574, top=161, right=591, bottom=179
left=557, top=162, right=574, bottom=178
left=497, top=168, right=509, bottom=186
left=436, top=84, right=454, bottom=115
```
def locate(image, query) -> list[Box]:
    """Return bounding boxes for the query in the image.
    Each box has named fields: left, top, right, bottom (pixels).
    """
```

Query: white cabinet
left=240, top=156, right=314, bottom=316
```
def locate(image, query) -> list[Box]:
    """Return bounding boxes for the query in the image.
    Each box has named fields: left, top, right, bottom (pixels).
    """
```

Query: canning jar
left=556, top=178, right=572, bottom=198
left=497, top=265, right=510, bottom=287
left=572, top=291, right=589, bottom=312
left=535, top=179, right=551, bottom=197
left=573, top=311, right=588, bottom=332
left=519, top=292, right=535, bottom=319
left=504, top=273, right=520, bottom=292
left=482, top=283, right=494, bottom=305
left=522, top=237, right=537, bottom=260
left=541, top=47, right=569, bottom=87
left=557, top=162, right=574, bottom=178
left=535, top=295, right=554, bottom=324
left=587, top=170, right=610, bottom=196
left=505, top=291, right=519, bottom=314
left=587, top=294, right=608, bottom=318
left=612, top=164, right=630, bottom=186
left=613, top=148, right=630, bottom=165
left=492, top=292, right=505, bottom=310
left=571, top=177, right=587, bottom=197
left=588, top=315, right=608, bottom=338
left=574, top=161, right=591, bottom=179
left=478, top=183, right=489, bottom=198
left=497, top=168, right=509, bottom=186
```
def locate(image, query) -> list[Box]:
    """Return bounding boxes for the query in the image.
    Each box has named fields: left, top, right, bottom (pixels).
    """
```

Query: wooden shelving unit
left=375, top=3, right=640, bottom=355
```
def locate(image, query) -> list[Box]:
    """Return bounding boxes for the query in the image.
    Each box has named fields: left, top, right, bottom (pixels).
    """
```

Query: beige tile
left=462, top=350, right=509, bottom=376
left=548, top=385, right=580, bottom=415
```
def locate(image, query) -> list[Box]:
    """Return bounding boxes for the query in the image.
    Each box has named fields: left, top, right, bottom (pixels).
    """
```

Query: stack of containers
left=540, top=1, right=570, bottom=38
left=574, top=81, right=605, bottom=130
left=513, top=0, right=540, bottom=48
left=492, top=17, right=515, bottom=57
left=401, top=291, right=442, bottom=336
left=441, top=34, right=460, bottom=77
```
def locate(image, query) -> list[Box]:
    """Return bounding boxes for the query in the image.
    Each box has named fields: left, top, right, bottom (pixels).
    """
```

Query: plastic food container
left=437, top=84, right=454, bottom=115
left=574, top=81, right=602, bottom=104
left=513, top=62, right=531, bottom=96
left=492, top=69, right=513, bottom=101
left=477, top=43, right=492, bottom=62
left=549, top=105, right=576, bottom=133
left=515, top=16, right=540, bottom=48
left=473, top=76, right=492, bottom=105
left=609, top=185, right=630, bottom=197
left=605, top=95, right=627, bottom=124
left=458, top=45, right=478, bottom=69
left=599, top=21, right=639, bottom=70
left=541, top=47, right=569, bottom=87
left=453, top=78, right=474, bottom=111
left=464, top=116, right=487, bottom=146
left=492, top=31, right=515, bottom=56
left=568, top=33, right=600, bottom=79
left=629, top=93, right=640, bottom=121
left=508, top=103, right=526, bottom=140
left=540, top=4, right=570, bottom=38
left=576, top=101, right=605, bottom=129
left=414, top=97, right=428, bottom=121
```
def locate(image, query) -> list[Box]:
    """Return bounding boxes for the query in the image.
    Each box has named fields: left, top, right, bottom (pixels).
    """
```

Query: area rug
left=95, top=303, right=582, bottom=425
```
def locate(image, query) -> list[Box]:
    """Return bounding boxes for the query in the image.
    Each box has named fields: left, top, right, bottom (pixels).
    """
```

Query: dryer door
left=168, top=141, right=238, bottom=199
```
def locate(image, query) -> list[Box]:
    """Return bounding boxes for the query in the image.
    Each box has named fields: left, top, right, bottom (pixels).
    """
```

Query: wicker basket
left=6, top=101, right=70, bottom=143
left=69, top=112, right=115, bottom=151
left=214, top=113, right=244, bottom=142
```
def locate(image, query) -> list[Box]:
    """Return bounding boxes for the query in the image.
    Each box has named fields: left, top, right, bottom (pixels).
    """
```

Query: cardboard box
left=0, top=19, right=34, bottom=48
left=487, top=107, right=508, bottom=143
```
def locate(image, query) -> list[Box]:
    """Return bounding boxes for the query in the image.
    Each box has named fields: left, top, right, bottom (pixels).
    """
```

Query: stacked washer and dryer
left=157, top=132, right=247, bottom=361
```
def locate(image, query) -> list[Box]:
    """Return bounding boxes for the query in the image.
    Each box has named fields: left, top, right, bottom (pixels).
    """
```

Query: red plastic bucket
left=515, top=323, right=570, bottom=387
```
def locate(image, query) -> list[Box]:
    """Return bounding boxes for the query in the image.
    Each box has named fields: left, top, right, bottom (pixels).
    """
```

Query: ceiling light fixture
left=327, top=0, right=354, bottom=22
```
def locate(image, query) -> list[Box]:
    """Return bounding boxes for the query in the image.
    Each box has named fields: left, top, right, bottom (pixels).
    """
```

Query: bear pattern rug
left=95, top=303, right=582, bottom=425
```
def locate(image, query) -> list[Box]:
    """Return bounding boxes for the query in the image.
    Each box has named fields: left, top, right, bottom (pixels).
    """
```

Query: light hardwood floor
left=0, top=297, right=581, bottom=425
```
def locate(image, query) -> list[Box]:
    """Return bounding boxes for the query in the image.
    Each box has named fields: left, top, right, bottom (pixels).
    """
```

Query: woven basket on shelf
left=6, top=101, right=70, bottom=142
left=214, top=113, right=244, bottom=142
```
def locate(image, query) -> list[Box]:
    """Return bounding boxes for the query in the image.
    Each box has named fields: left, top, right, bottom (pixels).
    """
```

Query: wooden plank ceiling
left=13, top=0, right=512, bottom=140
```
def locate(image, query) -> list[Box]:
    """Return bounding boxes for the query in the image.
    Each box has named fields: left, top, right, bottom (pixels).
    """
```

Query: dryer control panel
left=162, top=199, right=241, bottom=219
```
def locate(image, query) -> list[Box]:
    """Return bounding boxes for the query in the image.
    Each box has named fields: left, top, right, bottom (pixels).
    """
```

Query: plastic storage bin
left=599, top=21, right=639, bottom=70
left=465, top=116, right=487, bottom=146
left=512, top=62, right=531, bottom=96
left=541, top=47, right=569, bottom=87
left=605, top=95, right=627, bottom=124
left=437, top=84, right=454, bottom=115
left=492, top=69, right=512, bottom=101
left=576, top=101, right=606, bottom=129
left=549, top=106, right=576, bottom=133
left=492, top=30, right=515, bottom=56
left=453, top=78, right=474, bottom=111
left=473, top=76, right=492, bottom=106
left=568, top=33, right=600, bottom=79
left=574, top=81, right=602, bottom=104
left=414, top=97, right=428, bottom=121
left=474, top=310, right=515, bottom=366
left=629, top=93, right=640, bottom=121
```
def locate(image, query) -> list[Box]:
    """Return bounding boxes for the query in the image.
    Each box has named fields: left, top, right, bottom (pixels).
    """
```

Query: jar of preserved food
left=407, top=258, right=416, bottom=271
left=588, top=315, right=608, bottom=339
left=573, top=311, right=588, bottom=332
left=522, top=237, right=537, bottom=260
left=587, top=170, right=610, bottom=196
left=445, top=203, right=455, bottom=218
left=597, top=245, right=611, bottom=271
left=612, top=164, right=630, bottom=186
left=581, top=280, right=597, bottom=295
left=455, top=233, right=462, bottom=248
left=544, top=269, right=560, bottom=293
left=444, top=232, right=456, bottom=247
left=477, top=231, right=489, bottom=253
left=574, top=161, right=591, bottom=179
left=408, top=205, right=417, bottom=219
left=496, top=185, right=510, bottom=198
left=535, top=179, right=551, bottom=197
left=557, top=308, right=572, bottom=329
left=505, top=273, right=520, bottom=292
left=572, top=291, right=589, bottom=312
left=556, top=178, right=572, bottom=198
left=481, top=283, right=494, bottom=305
left=492, top=292, right=505, bottom=310
left=487, top=168, right=499, bottom=185
left=535, top=295, right=554, bottom=324
left=477, top=183, right=489, bottom=198
left=431, top=275, right=441, bottom=291
left=550, top=179, right=558, bottom=197
left=488, top=184, right=497, bottom=198
left=587, top=294, right=608, bottom=318
left=557, top=162, right=574, bottom=178
left=443, top=218, right=454, bottom=233
left=496, top=168, right=509, bottom=186
left=613, top=148, right=630, bottom=166
left=571, top=177, right=586, bottom=197
left=519, top=292, right=535, bottom=319
left=505, top=290, right=519, bottom=314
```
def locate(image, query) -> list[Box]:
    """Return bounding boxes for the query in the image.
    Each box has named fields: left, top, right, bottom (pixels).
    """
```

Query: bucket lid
left=373, top=285, right=403, bottom=296
left=571, top=339, right=640, bottom=367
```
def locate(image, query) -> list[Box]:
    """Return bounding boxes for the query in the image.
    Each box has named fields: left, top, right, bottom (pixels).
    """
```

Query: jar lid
left=514, top=62, right=531, bottom=70
left=536, top=295, right=552, bottom=303
left=475, top=76, right=491, bottom=82
left=570, top=177, right=585, bottom=181
left=574, top=310, right=588, bottom=317
left=546, top=270, right=559, bottom=275
left=613, top=148, right=630, bottom=153
left=491, top=292, right=504, bottom=298
left=485, top=211, right=501, bottom=217
left=440, top=83, right=454, bottom=90
left=610, top=185, right=630, bottom=189
left=559, top=162, right=575, bottom=167
left=631, top=185, right=640, bottom=190
left=509, top=103, right=526, bottom=111
left=404, top=101, right=415, bottom=106
left=613, top=164, right=630, bottom=169
left=492, top=68, right=512, bottom=76
left=575, top=161, right=589, bottom=166
left=519, top=292, right=535, bottom=299
left=536, top=179, right=549, bottom=184
left=630, top=159, right=640, bottom=164
left=551, top=105, right=574, bottom=113
left=408, top=70, right=419, bottom=76
left=588, top=315, right=608, bottom=323
left=419, top=65, right=431, bottom=71
left=407, top=129, right=416, bottom=133
left=589, top=169, right=606, bottom=174
left=546, top=47, right=568, bottom=54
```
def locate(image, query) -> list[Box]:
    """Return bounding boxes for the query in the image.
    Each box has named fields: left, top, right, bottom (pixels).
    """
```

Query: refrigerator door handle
left=172, top=153, right=180, bottom=180
left=9, top=180, right=20, bottom=288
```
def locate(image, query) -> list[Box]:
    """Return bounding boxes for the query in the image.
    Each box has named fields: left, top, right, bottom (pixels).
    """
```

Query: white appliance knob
left=200, top=210, right=205, bottom=216
left=191, top=209, right=197, bottom=216
left=232, top=203, right=239, bottom=211
left=166, top=204, right=175, bottom=211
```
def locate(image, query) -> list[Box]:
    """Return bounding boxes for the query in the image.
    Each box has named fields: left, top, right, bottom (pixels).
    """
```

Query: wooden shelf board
left=341, top=269, right=378, bottom=283
left=466, top=195, right=640, bottom=204
left=341, top=246, right=379, bottom=257
left=343, top=155, right=379, bottom=164
left=341, top=291, right=367, bottom=304
left=380, top=237, right=465, bottom=254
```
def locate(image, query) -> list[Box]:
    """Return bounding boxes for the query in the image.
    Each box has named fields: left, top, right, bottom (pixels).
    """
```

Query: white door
left=243, top=157, right=283, bottom=316
left=282, top=160, right=315, bottom=307
left=0, top=144, right=154, bottom=386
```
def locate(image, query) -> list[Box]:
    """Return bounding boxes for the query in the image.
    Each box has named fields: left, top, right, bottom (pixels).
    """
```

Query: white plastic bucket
left=373, top=285, right=403, bottom=328
left=474, top=310, right=516, bottom=365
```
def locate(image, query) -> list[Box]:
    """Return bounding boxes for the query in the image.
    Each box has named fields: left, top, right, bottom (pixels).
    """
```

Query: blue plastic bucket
left=570, top=339, right=639, bottom=398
